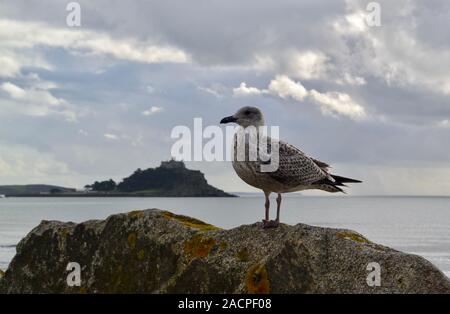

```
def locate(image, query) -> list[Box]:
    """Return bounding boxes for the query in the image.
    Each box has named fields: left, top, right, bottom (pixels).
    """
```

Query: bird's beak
left=220, top=115, right=237, bottom=124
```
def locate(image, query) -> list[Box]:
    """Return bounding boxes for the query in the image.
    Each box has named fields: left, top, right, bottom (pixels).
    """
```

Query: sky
left=0, top=0, right=449, bottom=195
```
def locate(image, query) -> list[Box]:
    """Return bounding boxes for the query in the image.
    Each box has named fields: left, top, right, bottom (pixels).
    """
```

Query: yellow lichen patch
left=127, top=233, right=137, bottom=250
left=246, top=264, right=270, bottom=294
left=337, top=231, right=370, bottom=244
left=162, top=211, right=220, bottom=231
left=59, top=228, right=70, bottom=239
left=57, top=228, right=70, bottom=252
left=128, top=210, right=145, bottom=218
left=108, top=265, right=123, bottom=292
left=137, top=249, right=145, bottom=260
left=235, top=248, right=250, bottom=262
left=0, top=269, right=4, bottom=279
left=184, top=234, right=216, bottom=258
left=113, top=265, right=124, bottom=288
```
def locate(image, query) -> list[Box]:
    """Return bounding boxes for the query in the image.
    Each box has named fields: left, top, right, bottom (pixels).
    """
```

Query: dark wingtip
left=331, top=175, right=362, bottom=184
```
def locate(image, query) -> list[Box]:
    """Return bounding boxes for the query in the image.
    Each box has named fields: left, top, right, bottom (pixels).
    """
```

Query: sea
left=1, top=195, right=450, bottom=278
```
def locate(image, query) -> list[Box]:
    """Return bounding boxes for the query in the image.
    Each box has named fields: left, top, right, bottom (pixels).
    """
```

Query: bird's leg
left=262, top=191, right=280, bottom=228
left=264, top=191, right=270, bottom=220
left=274, top=193, right=281, bottom=226
left=263, top=192, right=281, bottom=228
left=262, top=191, right=271, bottom=226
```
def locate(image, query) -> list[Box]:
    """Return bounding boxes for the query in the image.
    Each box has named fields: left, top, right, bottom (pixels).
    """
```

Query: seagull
left=220, top=106, right=362, bottom=228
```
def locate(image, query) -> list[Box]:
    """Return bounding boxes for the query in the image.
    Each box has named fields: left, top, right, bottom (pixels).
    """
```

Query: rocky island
left=1, top=160, right=233, bottom=197
left=1, top=208, right=449, bottom=293
left=108, top=160, right=233, bottom=197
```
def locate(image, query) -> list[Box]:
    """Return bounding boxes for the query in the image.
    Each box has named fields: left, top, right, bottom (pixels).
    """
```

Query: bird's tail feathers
left=314, top=175, right=361, bottom=193
left=316, top=183, right=345, bottom=193
left=331, top=175, right=362, bottom=184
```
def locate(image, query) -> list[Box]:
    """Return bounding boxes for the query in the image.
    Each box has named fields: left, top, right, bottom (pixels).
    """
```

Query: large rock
left=1, top=208, right=449, bottom=293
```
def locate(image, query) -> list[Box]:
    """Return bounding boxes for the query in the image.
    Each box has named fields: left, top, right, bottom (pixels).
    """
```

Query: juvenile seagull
left=220, top=106, right=361, bottom=228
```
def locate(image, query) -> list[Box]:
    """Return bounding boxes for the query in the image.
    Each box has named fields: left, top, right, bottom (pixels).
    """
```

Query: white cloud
left=233, top=82, right=263, bottom=96
left=0, top=81, right=80, bottom=121
left=1, top=82, right=26, bottom=98
left=283, top=51, right=329, bottom=80
left=436, top=119, right=450, bottom=128
left=336, top=73, right=366, bottom=86
left=234, top=75, right=366, bottom=120
left=332, top=4, right=450, bottom=95
left=268, top=75, right=365, bottom=119
left=231, top=51, right=329, bottom=83
left=267, top=75, right=308, bottom=101
left=0, top=144, right=74, bottom=186
left=251, top=55, right=277, bottom=72
left=0, top=55, right=21, bottom=77
left=197, top=85, right=225, bottom=98
left=0, top=48, right=52, bottom=78
left=333, top=11, right=369, bottom=35
left=142, top=106, right=164, bottom=116
left=104, top=133, right=119, bottom=140
left=309, top=89, right=366, bottom=120
left=0, top=18, right=189, bottom=78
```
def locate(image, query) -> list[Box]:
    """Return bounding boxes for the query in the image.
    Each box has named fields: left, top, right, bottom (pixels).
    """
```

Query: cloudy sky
left=0, top=0, right=449, bottom=195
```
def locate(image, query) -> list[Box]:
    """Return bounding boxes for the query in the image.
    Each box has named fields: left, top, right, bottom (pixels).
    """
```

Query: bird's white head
left=220, top=106, right=265, bottom=128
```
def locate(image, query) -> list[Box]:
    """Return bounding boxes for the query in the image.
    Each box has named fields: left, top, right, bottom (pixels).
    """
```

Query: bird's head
left=220, top=106, right=265, bottom=128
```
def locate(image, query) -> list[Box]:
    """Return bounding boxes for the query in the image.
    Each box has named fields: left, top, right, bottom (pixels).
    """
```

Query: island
left=0, top=160, right=235, bottom=197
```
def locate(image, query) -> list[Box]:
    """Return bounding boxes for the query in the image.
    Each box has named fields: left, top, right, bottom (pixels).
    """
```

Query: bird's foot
left=262, top=219, right=279, bottom=228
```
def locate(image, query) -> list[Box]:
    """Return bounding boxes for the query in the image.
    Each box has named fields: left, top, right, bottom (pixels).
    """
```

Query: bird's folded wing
left=310, top=157, right=331, bottom=171
left=261, top=140, right=328, bottom=187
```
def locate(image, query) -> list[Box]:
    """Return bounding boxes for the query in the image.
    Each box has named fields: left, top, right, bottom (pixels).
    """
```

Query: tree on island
left=88, top=179, right=117, bottom=192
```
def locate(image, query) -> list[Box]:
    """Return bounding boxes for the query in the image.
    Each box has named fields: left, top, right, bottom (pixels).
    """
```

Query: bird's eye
left=244, top=110, right=251, bottom=115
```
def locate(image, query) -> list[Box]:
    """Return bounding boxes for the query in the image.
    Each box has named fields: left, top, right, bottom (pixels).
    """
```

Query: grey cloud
left=0, top=0, right=449, bottom=195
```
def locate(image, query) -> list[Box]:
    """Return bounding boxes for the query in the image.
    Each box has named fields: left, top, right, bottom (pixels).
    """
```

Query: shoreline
left=2, top=193, right=237, bottom=198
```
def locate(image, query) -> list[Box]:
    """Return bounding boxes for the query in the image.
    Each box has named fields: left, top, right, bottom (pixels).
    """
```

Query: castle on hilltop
left=160, top=159, right=186, bottom=169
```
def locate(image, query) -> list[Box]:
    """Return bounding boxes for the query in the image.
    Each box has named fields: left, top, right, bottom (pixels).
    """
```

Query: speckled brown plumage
left=232, top=134, right=338, bottom=193
left=221, top=106, right=361, bottom=227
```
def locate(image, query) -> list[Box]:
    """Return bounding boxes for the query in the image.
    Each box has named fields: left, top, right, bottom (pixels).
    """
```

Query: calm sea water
left=1, top=196, right=450, bottom=277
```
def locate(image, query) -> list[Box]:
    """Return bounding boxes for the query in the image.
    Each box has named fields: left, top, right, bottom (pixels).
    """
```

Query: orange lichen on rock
left=184, top=234, right=216, bottom=258
left=246, top=264, right=270, bottom=294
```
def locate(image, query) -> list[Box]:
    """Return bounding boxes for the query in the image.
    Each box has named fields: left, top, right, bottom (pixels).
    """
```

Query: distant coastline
left=4, top=193, right=236, bottom=198
left=0, top=160, right=236, bottom=198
